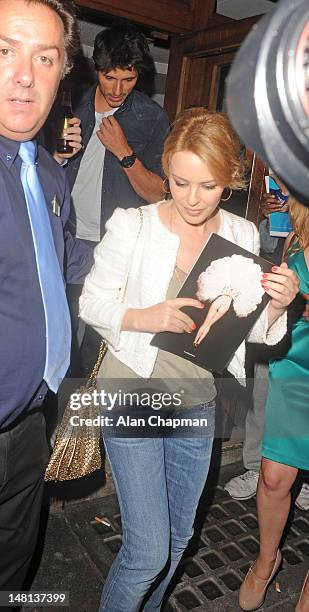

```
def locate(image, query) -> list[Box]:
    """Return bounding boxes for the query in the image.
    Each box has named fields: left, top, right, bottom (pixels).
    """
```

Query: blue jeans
left=99, top=401, right=215, bottom=612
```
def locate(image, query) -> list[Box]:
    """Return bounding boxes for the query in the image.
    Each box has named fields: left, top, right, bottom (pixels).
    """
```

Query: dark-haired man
left=66, top=25, right=169, bottom=237
left=64, top=25, right=170, bottom=374
left=0, top=0, right=91, bottom=593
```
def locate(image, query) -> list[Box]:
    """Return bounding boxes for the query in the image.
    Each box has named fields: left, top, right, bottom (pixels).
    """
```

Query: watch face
left=121, top=153, right=136, bottom=168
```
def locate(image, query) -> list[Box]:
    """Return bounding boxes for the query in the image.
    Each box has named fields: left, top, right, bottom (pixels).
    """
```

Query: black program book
left=150, top=233, right=273, bottom=373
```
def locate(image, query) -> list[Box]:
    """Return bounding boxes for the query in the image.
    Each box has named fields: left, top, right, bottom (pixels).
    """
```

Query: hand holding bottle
left=53, top=117, right=82, bottom=164
left=53, top=90, right=82, bottom=164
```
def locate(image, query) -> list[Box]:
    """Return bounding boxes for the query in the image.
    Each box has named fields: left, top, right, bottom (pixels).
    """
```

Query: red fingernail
left=272, top=266, right=278, bottom=271
left=191, top=323, right=197, bottom=330
left=262, top=273, right=268, bottom=279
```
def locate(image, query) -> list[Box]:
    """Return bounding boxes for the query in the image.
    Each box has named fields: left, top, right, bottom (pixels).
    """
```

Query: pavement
left=23, top=461, right=308, bottom=612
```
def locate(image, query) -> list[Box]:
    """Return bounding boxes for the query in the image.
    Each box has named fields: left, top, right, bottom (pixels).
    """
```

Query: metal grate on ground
left=64, top=480, right=309, bottom=612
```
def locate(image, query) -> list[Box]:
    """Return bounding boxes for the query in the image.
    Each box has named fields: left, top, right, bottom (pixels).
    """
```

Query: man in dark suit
left=0, top=0, right=91, bottom=593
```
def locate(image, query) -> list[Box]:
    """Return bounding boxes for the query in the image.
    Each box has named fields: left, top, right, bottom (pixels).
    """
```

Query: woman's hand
left=122, top=298, right=205, bottom=334
left=194, top=295, right=232, bottom=346
left=262, top=262, right=299, bottom=326
left=53, top=117, right=82, bottom=164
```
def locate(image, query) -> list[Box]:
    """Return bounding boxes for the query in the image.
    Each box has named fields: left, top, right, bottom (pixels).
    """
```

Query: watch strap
left=120, top=152, right=137, bottom=168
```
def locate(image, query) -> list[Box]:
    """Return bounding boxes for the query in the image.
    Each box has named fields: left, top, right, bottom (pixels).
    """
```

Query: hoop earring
left=220, top=188, right=232, bottom=202
left=163, top=177, right=171, bottom=196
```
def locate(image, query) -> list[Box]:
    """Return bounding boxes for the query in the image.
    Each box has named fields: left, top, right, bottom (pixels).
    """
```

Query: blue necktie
left=19, top=141, right=71, bottom=392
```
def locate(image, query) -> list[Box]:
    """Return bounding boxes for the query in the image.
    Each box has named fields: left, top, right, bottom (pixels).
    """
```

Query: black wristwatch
left=119, top=152, right=137, bottom=168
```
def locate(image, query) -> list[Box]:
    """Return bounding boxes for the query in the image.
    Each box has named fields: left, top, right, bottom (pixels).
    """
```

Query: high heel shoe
left=239, top=549, right=282, bottom=611
left=295, top=571, right=309, bottom=612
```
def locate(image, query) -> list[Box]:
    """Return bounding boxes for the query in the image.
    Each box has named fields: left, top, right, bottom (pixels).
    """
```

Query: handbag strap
left=86, top=339, right=108, bottom=388
left=120, top=207, right=143, bottom=302
left=85, top=207, right=144, bottom=389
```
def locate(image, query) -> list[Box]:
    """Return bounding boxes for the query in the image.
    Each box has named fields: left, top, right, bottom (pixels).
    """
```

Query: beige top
left=97, top=267, right=216, bottom=408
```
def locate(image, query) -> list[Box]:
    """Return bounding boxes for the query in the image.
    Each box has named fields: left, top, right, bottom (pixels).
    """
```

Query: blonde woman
left=239, top=198, right=309, bottom=611
left=80, top=109, right=298, bottom=612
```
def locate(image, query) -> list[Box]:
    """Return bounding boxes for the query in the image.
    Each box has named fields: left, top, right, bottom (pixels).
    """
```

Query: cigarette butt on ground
left=275, top=581, right=281, bottom=593
left=94, top=515, right=112, bottom=527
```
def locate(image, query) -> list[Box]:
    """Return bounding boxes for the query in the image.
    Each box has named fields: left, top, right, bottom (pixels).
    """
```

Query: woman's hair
left=28, top=0, right=79, bottom=76
left=287, top=197, right=309, bottom=253
left=162, top=107, right=248, bottom=190
left=93, top=25, right=153, bottom=75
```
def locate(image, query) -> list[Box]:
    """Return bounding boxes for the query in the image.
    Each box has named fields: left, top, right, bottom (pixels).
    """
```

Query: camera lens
left=227, top=0, right=309, bottom=207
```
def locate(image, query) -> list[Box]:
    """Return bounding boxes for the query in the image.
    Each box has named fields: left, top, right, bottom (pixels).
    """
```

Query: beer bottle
left=56, top=90, right=73, bottom=154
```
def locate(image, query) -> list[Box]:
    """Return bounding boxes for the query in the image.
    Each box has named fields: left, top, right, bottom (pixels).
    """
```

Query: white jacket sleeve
left=251, top=220, right=260, bottom=257
left=247, top=219, right=287, bottom=344
left=79, top=207, right=141, bottom=349
left=248, top=306, right=287, bottom=344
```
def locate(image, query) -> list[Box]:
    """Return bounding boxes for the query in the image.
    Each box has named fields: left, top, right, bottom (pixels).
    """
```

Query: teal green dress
left=262, top=247, right=309, bottom=470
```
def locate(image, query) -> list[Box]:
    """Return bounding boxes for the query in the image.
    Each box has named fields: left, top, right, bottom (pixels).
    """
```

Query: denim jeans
left=99, top=401, right=215, bottom=612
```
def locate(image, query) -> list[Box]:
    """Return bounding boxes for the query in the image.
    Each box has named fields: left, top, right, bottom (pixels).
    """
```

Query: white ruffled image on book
left=196, top=254, right=264, bottom=318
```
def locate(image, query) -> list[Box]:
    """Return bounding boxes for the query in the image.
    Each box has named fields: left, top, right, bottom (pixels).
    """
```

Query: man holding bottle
left=0, top=0, right=92, bottom=594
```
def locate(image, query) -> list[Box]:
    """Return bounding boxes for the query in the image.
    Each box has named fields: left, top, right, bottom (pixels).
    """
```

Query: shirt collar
left=0, top=136, right=37, bottom=169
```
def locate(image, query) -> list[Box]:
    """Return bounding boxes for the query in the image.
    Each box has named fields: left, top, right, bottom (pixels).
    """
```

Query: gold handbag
left=44, top=207, right=143, bottom=482
left=44, top=339, right=107, bottom=482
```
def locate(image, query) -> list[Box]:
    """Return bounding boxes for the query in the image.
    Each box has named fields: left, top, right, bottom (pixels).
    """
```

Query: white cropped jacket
left=79, top=202, right=287, bottom=382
